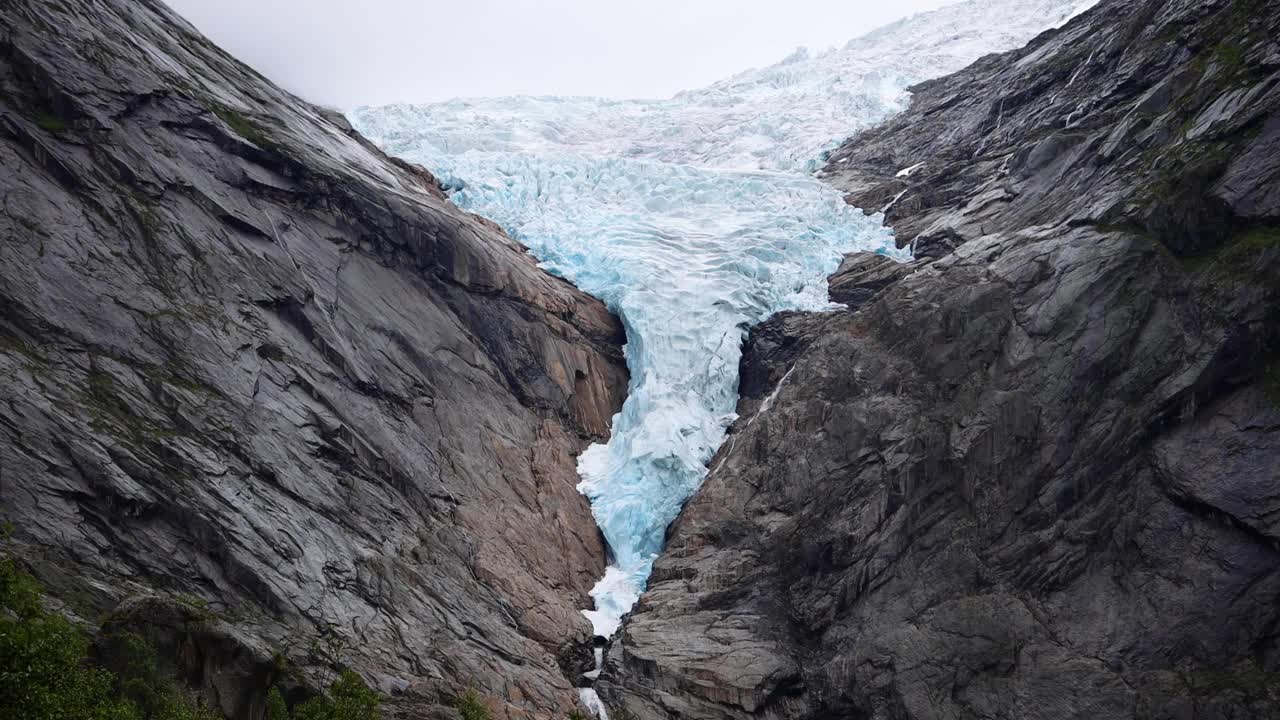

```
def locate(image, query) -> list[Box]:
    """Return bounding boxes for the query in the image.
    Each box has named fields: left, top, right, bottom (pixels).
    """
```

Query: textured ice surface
left=353, top=0, right=1090, bottom=174
left=351, top=0, right=1092, bottom=639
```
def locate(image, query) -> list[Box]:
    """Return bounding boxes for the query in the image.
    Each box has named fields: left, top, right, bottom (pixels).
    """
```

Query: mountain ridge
left=0, top=1, right=627, bottom=717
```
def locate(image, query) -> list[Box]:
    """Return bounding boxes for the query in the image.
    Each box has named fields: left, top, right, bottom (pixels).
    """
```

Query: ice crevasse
left=351, top=0, right=1096, bottom=641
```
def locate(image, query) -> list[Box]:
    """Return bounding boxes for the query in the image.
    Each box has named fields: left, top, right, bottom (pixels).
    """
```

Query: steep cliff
left=0, top=1, right=627, bottom=718
left=602, top=0, right=1280, bottom=717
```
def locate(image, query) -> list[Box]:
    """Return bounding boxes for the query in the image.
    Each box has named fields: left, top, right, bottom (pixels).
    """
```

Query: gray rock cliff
left=601, top=0, right=1280, bottom=717
left=0, top=1, right=627, bottom=717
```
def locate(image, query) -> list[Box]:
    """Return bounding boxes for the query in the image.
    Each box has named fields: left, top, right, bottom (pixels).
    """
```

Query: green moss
left=1, top=76, right=71, bottom=133
left=1179, top=0, right=1268, bottom=91
left=1180, top=225, right=1280, bottom=274
left=1219, top=226, right=1280, bottom=261
left=88, top=369, right=116, bottom=399
left=212, top=107, right=272, bottom=147
left=1181, top=662, right=1280, bottom=698
left=80, top=364, right=183, bottom=445
left=120, top=192, right=182, bottom=300
left=0, top=332, right=45, bottom=368
left=1136, top=139, right=1233, bottom=211
left=1213, top=41, right=1245, bottom=68
left=33, top=112, right=68, bottom=133
left=172, top=594, right=219, bottom=624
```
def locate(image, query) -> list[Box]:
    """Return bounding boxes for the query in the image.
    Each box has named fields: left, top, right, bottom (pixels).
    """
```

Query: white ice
left=351, top=0, right=1093, bottom=643
left=579, top=689, right=610, bottom=720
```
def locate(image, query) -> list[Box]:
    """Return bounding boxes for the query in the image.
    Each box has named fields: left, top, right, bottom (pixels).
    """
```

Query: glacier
left=350, top=0, right=1093, bottom=641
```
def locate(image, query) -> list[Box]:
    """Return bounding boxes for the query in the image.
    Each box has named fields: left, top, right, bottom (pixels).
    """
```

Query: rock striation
left=601, top=0, right=1280, bottom=717
left=0, top=1, right=627, bottom=717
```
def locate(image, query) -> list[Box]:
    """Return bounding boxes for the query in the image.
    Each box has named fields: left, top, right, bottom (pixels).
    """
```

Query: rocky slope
left=600, top=0, right=1280, bottom=717
left=0, top=1, right=628, bottom=718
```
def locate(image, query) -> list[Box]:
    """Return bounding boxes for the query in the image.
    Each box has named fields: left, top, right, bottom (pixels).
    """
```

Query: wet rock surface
left=601, top=0, right=1280, bottom=718
left=0, top=1, right=627, bottom=717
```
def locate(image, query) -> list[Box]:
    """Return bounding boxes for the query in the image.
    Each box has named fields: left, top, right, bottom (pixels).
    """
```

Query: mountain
left=5, top=0, right=1277, bottom=718
left=350, top=0, right=1092, bottom=647
left=597, top=0, right=1280, bottom=717
left=0, top=0, right=627, bottom=717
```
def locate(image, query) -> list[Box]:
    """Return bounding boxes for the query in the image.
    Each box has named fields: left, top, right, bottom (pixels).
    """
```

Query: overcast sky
left=165, top=0, right=957, bottom=108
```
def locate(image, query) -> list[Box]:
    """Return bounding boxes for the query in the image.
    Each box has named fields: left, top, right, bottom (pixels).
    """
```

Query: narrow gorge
left=349, top=0, right=1092, bottom=647
left=1, top=0, right=1277, bottom=719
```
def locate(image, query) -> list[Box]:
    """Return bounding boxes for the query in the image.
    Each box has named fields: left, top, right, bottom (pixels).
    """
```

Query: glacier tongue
left=350, top=0, right=1092, bottom=640
left=415, top=152, right=899, bottom=637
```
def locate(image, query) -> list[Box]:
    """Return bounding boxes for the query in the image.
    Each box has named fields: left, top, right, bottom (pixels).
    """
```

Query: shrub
left=288, top=671, right=381, bottom=720
left=99, top=630, right=220, bottom=720
left=265, top=688, right=290, bottom=720
left=0, top=555, right=136, bottom=720
left=452, top=687, right=491, bottom=720
left=0, top=543, right=382, bottom=720
left=0, top=554, right=218, bottom=720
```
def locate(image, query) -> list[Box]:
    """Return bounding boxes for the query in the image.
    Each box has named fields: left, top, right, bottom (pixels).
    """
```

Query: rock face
left=0, top=1, right=627, bottom=717
left=601, top=0, right=1280, bottom=718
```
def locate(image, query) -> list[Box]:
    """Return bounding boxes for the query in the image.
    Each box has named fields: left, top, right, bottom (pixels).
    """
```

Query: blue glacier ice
left=350, top=0, right=1094, bottom=639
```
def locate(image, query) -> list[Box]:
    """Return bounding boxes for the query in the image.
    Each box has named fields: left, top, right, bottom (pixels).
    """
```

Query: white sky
left=165, top=0, right=958, bottom=108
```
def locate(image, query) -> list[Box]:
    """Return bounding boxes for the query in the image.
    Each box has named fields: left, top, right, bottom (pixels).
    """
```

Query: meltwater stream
left=352, top=0, right=1092, bottom=649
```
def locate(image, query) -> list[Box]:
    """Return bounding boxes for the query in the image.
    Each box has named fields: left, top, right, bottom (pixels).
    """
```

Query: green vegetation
left=0, top=536, right=385, bottom=720
left=260, top=659, right=382, bottom=720
left=212, top=107, right=272, bottom=147
left=266, top=688, right=291, bottom=720
left=452, top=687, right=491, bottom=720
left=1181, top=0, right=1267, bottom=87
left=0, top=553, right=217, bottom=720
left=1212, top=41, right=1245, bottom=69
left=1180, top=661, right=1280, bottom=700
left=288, top=671, right=380, bottom=720
left=1180, top=225, right=1280, bottom=274
left=33, top=112, right=68, bottom=133
left=171, top=594, right=219, bottom=624
left=96, top=631, right=220, bottom=720
left=264, top=669, right=383, bottom=720
left=80, top=364, right=180, bottom=444
left=1218, top=226, right=1280, bottom=265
